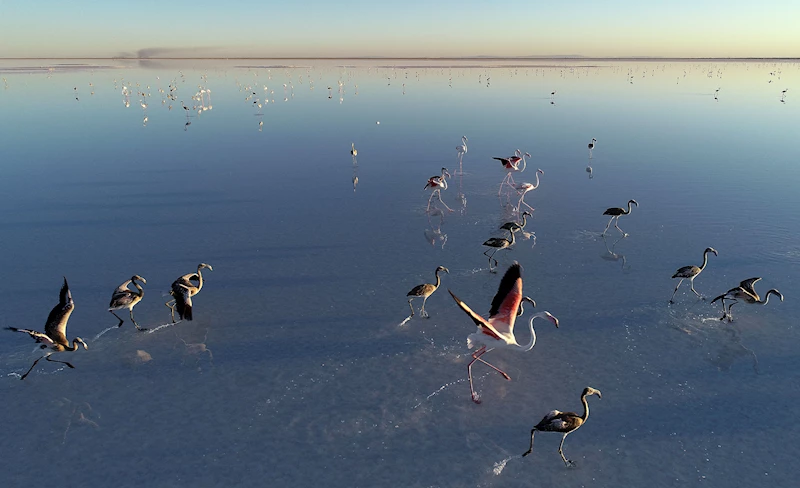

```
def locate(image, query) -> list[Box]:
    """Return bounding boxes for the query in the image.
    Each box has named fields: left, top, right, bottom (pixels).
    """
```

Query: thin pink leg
left=468, top=346, right=487, bottom=403
left=437, top=190, right=454, bottom=212
left=475, top=356, right=511, bottom=380
left=426, top=191, right=436, bottom=212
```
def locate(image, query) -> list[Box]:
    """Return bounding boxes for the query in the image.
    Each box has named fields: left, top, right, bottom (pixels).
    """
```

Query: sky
left=0, top=0, right=798, bottom=58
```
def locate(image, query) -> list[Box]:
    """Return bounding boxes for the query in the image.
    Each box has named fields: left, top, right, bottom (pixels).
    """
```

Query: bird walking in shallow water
left=449, top=263, right=559, bottom=403
left=166, top=263, right=213, bottom=322
left=602, top=199, right=638, bottom=237
left=711, top=277, right=784, bottom=321
left=587, top=138, right=597, bottom=158
left=406, top=266, right=449, bottom=318
left=109, top=275, right=147, bottom=330
left=455, top=135, right=468, bottom=175
left=483, top=227, right=519, bottom=272
left=424, top=167, right=453, bottom=212
left=500, top=211, right=532, bottom=235
left=669, top=247, right=717, bottom=303
left=522, top=387, right=602, bottom=467
left=6, top=278, right=87, bottom=380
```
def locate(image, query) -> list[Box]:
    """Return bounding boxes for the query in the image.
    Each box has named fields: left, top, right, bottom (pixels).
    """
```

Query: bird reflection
left=424, top=208, right=448, bottom=249
left=586, top=164, right=593, bottom=179
left=709, top=325, right=760, bottom=374
left=600, top=235, right=630, bottom=273
left=351, top=147, right=359, bottom=192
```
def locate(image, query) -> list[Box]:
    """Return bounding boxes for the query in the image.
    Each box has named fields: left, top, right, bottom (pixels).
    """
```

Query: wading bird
left=448, top=264, right=559, bottom=403
left=510, top=169, right=544, bottom=212
left=456, top=135, right=468, bottom=174
left=6, top=278, right=87, bottom=380
left=350, top=143, right=357, bottom=157
left=109, top=275, right=147, bottom=330
left=711, top=277, right=784, bottom=322
left=588, top=138, right=597, bottom=158
left=406, top=266, right=449, bottom=318
left=495, top=151, right=530, bottom=195
left=166, top=263, right=213, bottom=322
left=669, top=247, right=718, bottom=303
left=602, top=199, right=638, bottom=237
left=424, top=167, right=452, bottom=212
left=500, top=211, right=532, bottom=235
left=483, top=227, right=519, bottom=272
left=522, top=387, right=602, bottom=467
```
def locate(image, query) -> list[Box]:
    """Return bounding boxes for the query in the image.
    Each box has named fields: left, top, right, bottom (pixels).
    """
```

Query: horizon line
left=2, top=56, right=800, bottom=62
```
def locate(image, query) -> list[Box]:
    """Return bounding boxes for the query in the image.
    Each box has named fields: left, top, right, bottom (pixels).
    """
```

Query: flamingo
left=108, top=275, right=147, bottom=330
left=499, top=211, right=531, bottom=235
left=711, top=277, right=784, bottom=322
left=406, top=266, right=449, bottom=318
left=6, top=278, right=87, bottom=380
left=166, top=263, right=213, bottom=322
left=448, top=263, right=559, bottom=403
left=509, top=169, right=544, bottom=212
left=494, top=150, right=530, bottom=196
left=456, top=135, right=468, bottom=174
left=483, top=227, right=519, bottom=272
left=522, top=387, right=602, bottom=467
left=669, top=247, right=718, bottom=303
left=424, top=167, right=452, bottom=212
left=601, top=199, right=638, bottom=237
left=350, top=143, right=357, bottom=157
left=588, top=138, right=597, bottom=158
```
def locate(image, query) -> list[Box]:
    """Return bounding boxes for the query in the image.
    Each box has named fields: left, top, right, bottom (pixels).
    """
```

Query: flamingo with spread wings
left=448, top=263, right=559, bottom=403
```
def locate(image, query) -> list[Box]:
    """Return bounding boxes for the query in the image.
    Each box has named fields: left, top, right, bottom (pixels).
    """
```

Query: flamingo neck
left=517, top=314, right=540, bottom=351
left=195, top=267, right=205, bottom=293
left=132, top=279, right=144, bottom=298
left=507, top=231, right=516, bottom=246
left=520, top=154, right=527, bottom=173
left=580, top=393, right=590, bottom=422
left=624, top=201, right=634, bottom=215
left=433, top=270, right=442, bottom=289
left=699, top=250, right=710, bottom=271
left=520, top=213, right=528, bottom=228
left=64, top=339, right=81, bottom=352
left=761, top=290, right=781, bottom=305
left=531, top=172, right=540, bottom=189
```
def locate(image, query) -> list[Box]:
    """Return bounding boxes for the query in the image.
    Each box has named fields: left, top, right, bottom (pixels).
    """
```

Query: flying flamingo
left=424, top=167, right=453, bottom=212
left=6, top=278, right=87, bottom=380
left=669, top=247, right=718, bottom=303
left=711, top=277, right=784, bottom=322
left=601, top=199, right=638, bottom=237
left=448, top=263, right=559, bottom=403
left=455, top=135, right=468, bottom=175
left=522, top=387, right=602, bottom=467
left=509, top=169, right=544, bottom=212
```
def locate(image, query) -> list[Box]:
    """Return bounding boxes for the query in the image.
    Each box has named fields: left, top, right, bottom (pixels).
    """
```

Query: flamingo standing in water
left=448, top=263, right=559, bottom=403
left=522, top=387, right=602, bottom=467
left=669, top=247, right=718, bottom=303
left=108, top=275, right=147, bottom=330
left=495, top=150, right=530, bottom=196
left=711, top=277, right=784, bottom=321
left=588, top=138, right=597, bottom=158
left=509, top=169, right=544, bottom=213
left=6, top=278, right=87, bottom=380
left=601, top=199, right=638, bottom=237
left=406, top=266, right=449, bottom=318
left=455, top=135, right=468, bottom=175
left=424, top=167, right=453, bottom=212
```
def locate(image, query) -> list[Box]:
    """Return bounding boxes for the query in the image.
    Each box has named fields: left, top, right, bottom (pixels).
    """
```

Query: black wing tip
left=489, top=263, right=523, bottom=317
left=5, top=327, right=19, bottom=332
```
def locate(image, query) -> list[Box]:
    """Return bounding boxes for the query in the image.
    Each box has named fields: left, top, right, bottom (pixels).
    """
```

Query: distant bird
left=166, top=263, right=213, bottom=322
left=711, top=277, right=784, bottom=322
left=6, top=278, right=87, bottom=380
left=500, top=211, right=532, bottom=235
left=449, top=263, right=559, bottom=403
left=108, top=275, right=147, bottom=330
left=424, top=167, right=453, bottom=212
left=780, top=88, right=788, bottom=100
left=350, top=143, right=357, bottom=157
left=550, top=90, right=557, bottom=99
left=669, top=247, right=718, bottom=303
left=602, top=199, right=638, bottom=237
left=588, top=138, right=597, bottom=158
left=406, top=266, right=449, bottom=318
left=522, top=387, right=602, bottom=467
left=495, top=150, right=530, bottom=195
left=456, top=135, right=468, bottom=174
left=483, top=227, right=519, bottom=272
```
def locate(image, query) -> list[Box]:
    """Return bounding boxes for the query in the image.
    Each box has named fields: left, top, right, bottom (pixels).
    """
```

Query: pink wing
left=487, top=263, right=523, bottom=336
left=448, top=290, right=502, bottom=341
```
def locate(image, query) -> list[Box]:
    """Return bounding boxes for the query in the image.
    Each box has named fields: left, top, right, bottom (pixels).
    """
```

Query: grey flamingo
left=109, top=275, right=147, bottom=330
left=669, top=247, right=718, bottom=303
left=166, top=263, right=213, bottom=322
left=602, top=199, right=638, bottom=237
left=406, top=266, right=449, bottom=318
left=711, top=277, right=784, bottom=321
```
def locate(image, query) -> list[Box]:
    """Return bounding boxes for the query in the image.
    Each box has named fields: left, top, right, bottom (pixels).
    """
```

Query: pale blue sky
left=1, top=0, right=798, bottom=58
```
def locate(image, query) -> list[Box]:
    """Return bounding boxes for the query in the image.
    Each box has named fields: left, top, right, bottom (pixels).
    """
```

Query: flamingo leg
left=669, top=279, right=684, bottom=303
left=602, top=217, right=614, bottom=236
left=689, top=277, right=703, bottom=299
left=558, top=432, right=574, bottom=467
left=427, top=190, right=437, bottom=212
left=484, top=249, right=498, bottom=271
left=475, top=356, right=510, bottom=380
left=408, top=298, right=415, bottom=317
left=110, top=310, right=125, bottom=327
left=498, top=175, right=508, bottom=197
left=727, top=302, right=737, bottom=322
left=130, top=309, right=147, bottom=331
left=420, top=296, right=429, bottom=318
left=436, top=189, right=454, bottom=212
left=467, top=346, right=488, bottom=403
left=20, top=355, right=45, bottom=380
left=46, top=354, right=75, bottom=369
left=522, top=429, right=536, bottom=457
left=614, top=217, right=626, bottom=236
left=165, top=299, right=177, bottom=323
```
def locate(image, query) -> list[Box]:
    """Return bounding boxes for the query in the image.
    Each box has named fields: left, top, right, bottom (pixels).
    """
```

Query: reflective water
left=0, top=59, right=798, bottom=487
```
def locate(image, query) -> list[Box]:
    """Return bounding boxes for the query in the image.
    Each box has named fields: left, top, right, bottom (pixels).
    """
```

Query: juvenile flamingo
left=602, top=199, right=638, bottom=237
left=166, top=263, right=213, bottom=322
left=448, top=263, right=559, bottom=403
left=711, top=277, right=784, bottom=321
left=406, top=266, right=449, bottom=318
left=669, top=247, right=718, bottom=303
left=108, top=275, right=147, bottom=330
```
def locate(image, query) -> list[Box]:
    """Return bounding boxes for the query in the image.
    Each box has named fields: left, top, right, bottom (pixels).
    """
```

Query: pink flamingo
left=424, top=167, right=452, bottom=212
left=448, top=263, right=559, bottom=403
left=509, top=169, right=544, bottom=212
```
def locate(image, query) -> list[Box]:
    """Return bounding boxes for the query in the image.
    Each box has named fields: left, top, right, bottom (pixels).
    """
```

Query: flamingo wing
left=739, top=277, right=762, bottom=292
left=487, top=263, right=523, bottom=336
left=448, top=290, right=502, bottom=341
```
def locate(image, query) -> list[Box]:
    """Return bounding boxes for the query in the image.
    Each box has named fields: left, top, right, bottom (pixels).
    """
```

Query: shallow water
left=0, top=59, right=798, bottom=487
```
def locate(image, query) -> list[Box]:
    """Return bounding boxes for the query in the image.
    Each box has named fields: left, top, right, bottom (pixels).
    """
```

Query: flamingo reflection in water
left=424, top=208, right=448, bottom=249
